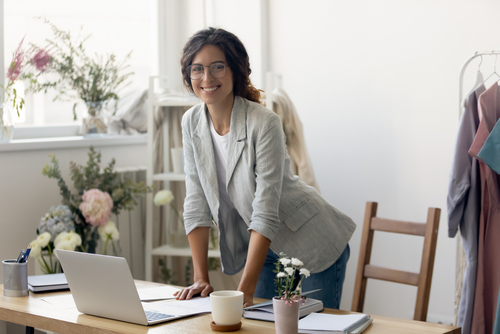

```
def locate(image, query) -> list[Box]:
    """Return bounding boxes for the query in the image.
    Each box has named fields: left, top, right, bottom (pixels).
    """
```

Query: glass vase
left=0, top=103, right=15, bottom=142
left=81, top=101, right=108, bottom=135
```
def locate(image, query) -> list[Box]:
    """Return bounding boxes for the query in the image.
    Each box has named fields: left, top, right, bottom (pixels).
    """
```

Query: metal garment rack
left=458, top=51, right=500, bottom=119
left=454, top=50, right=500, bottom=325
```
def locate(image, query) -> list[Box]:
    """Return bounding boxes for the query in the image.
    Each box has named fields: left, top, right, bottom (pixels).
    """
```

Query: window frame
left=0, top=0, right=161, bottom=140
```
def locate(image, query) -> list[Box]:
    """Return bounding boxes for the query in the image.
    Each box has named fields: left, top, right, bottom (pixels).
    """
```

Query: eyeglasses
left=187, top=62, right=228, bottom=80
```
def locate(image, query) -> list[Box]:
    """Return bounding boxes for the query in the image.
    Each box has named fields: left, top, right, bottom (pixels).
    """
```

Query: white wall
left=267, top=0, right=500, bottom=323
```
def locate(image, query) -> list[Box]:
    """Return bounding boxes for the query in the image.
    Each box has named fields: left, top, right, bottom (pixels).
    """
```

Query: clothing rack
left=453, top=50, right=500, bottom=329
left=459, top=51, right=500, bottom=119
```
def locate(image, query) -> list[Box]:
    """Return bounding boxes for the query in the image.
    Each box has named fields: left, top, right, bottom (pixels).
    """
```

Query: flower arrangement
left=23, top=18, right=133, bottom=120
left=41, top=146, right=151, bottom=254
left=274, top=253, right=310, bottom=305
left=29, top=209, right=83, bottom=274
left=1, top=37, right=51, bottom=139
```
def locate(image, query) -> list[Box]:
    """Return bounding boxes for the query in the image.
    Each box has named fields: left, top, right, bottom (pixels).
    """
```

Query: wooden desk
left=0, top=281, right=460, bottom=334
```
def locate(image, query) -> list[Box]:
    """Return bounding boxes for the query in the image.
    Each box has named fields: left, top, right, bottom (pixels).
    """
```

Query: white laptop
left=57, top=250, right=210, bottom=325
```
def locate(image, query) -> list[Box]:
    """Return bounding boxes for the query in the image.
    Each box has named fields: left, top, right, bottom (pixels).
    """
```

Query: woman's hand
left=241, top=290, right=254, bottom=308
left=174, top=280, right=214, bottom=300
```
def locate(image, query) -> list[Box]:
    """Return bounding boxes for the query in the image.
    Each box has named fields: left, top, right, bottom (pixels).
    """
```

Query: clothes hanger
left=480, top=53, right=500, bottom=87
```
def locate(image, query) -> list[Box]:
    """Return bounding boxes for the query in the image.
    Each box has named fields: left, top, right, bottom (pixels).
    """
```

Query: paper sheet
left=142, top=297, right=212, bottom=316
left=137, top=285, right=181, bottom=301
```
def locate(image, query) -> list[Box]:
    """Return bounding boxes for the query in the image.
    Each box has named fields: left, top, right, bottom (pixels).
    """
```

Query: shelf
left=152, top=173, right=186, bottom=182
left=152, top=245, right=221, bottom=258
left=153, top=96, right=200, bottom=107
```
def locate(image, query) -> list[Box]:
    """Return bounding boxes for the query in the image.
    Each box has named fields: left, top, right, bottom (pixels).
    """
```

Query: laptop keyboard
left=145, top=310, right=175, bottom=322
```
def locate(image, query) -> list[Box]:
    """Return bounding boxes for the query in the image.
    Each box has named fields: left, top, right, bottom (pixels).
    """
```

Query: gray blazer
left=181, top=96, right=356, bottom=273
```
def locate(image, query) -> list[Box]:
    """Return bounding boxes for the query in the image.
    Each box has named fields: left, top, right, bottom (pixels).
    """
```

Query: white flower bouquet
left=274, top=253, right=310, bottom=304
left=29, top=230, right=82, bottom=274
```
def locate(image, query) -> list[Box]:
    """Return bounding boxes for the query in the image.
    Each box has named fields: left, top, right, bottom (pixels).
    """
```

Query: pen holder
left=3, top=259, right=28, bottom=297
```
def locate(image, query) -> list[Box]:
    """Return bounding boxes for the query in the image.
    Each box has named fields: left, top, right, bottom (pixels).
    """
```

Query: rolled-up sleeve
left=247, top=113, right=285, bottom=241
left=182, top=113, right=213, bottom=235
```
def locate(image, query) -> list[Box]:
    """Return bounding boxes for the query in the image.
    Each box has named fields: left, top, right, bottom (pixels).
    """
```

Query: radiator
left=113, top=166, right=147, bottom=280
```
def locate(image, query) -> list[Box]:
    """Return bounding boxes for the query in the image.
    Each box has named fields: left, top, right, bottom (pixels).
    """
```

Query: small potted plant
left=273, top=253, right=310, bottom=334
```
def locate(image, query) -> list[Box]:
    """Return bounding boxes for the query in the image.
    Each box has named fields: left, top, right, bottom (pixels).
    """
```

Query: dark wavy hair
left=180, top=27, right=262, bottom=104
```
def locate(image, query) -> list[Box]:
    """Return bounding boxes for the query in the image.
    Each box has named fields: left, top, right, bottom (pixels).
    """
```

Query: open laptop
left=57, top=250, right=210, bottom=325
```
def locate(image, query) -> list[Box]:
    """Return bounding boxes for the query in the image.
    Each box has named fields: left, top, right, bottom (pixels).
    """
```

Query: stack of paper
left=28, top=273, right=69, bottom=292
left=298, top=313, right=372, bottom=334
left=243, top=298, right=324, bottom=322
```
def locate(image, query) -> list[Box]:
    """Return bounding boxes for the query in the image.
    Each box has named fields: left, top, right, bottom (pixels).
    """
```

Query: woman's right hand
left=174, top=280, right=214, bottom=300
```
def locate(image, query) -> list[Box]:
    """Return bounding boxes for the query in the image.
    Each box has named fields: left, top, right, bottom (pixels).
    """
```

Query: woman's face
left=190, top=44, right=234, bottom=111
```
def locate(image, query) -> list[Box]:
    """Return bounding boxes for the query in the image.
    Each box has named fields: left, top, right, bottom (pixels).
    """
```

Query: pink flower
left=79, top=189, right=113, bottom=226
left=31, top=48, right=51, bottom=72
left=7, top=37, right=25, bottom=81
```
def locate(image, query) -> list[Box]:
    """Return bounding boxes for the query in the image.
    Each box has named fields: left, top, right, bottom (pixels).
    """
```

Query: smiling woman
left=2, top=0, right=153, bottom=126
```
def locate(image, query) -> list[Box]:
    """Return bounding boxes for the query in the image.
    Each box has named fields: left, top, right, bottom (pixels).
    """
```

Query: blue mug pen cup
left=3, top=259, right=28, bottom=297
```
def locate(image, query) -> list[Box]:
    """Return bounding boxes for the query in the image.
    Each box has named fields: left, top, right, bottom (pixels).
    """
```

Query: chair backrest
left=351, top=202, right=440, bottom=321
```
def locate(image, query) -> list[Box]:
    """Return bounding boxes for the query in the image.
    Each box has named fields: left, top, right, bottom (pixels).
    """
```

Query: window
left=3, top=0, right=153, bottom=126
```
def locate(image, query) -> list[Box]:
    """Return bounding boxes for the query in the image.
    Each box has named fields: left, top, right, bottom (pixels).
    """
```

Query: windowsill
left=0, top=133, right=147, bottom=152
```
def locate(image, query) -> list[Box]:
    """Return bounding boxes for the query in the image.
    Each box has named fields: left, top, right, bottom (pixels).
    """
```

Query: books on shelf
left=28, top=273, right=69, bottom=292
left=243, top=298, right=324, bottom=322
left=298, top=312, right=372, bottom=334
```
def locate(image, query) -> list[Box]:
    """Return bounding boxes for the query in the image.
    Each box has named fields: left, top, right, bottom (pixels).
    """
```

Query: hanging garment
left=469, top=82, right=500, bottom=334
left=271, top=88, right=320, bottom=192
left=448, top=84, right=485, bottom=334
left=478, top=118, right=500, bottom=174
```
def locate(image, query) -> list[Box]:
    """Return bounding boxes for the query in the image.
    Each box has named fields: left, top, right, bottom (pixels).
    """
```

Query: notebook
left=298, top=312, right=371, bottom=334
left=243, top=298, right=323, bottom=322
left=28, top=273, right=69, bottom=292
left=56, top=250, right=211, bottom=325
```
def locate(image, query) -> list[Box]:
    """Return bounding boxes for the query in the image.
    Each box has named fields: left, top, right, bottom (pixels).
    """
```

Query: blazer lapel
left=226, top=96, right=247, bottom=187
left=193, top=106, right=220, bottom=207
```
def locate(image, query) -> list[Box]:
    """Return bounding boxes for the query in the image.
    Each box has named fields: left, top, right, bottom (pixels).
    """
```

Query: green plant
left=24, top=18, right=133, bottom=120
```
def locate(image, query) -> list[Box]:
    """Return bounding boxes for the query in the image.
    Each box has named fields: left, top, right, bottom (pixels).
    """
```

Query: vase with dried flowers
left=23, top=18, right=133, bottom=135
left=273, top=253, right=311, bottom=334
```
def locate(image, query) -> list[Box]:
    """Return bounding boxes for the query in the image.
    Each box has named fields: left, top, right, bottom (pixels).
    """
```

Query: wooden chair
left=351, top=202, right=441, bottom=322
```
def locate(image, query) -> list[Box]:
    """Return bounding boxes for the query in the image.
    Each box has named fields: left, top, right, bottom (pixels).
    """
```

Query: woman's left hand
left=242, top=290, right=254, bottom=308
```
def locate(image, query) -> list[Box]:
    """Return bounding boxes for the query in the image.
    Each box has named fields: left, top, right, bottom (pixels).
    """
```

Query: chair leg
left=414, top=207, right=440, bottom=321
left=352, top=202, right=377, bottom=313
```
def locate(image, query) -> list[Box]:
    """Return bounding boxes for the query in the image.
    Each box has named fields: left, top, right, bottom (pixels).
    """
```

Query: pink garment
left=469, top=82, right=500, bottom=334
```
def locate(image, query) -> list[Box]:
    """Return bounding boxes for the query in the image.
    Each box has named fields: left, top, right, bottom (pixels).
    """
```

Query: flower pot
left=0, top=103, right=15, bottom=142
left=81, top=101, right=108, bottom=135
left=273, top=297, right=300, bottom=334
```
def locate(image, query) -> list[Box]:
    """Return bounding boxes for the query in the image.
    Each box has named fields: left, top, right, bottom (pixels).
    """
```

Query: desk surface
left=0, top=281, right=460, bottom=334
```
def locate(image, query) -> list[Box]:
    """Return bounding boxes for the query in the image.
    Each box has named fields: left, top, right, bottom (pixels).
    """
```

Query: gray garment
left=447, top=84, right=485, bottom=334
left=182, top=96, right=356, bottom=274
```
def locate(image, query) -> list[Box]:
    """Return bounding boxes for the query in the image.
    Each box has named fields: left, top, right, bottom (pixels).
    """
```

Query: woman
left=174, top=27, right=356, bottom=309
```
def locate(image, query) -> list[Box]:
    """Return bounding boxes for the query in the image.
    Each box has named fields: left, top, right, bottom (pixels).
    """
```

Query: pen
left=16, top=249, right=25, bottom=263
left=21, top=245, right=32, bottom=263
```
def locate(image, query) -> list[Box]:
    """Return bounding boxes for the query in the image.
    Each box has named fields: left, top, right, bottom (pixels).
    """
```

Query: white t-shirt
left=208, top=113, right=249, bottom=274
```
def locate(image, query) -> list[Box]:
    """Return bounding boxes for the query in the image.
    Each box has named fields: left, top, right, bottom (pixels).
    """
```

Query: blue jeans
left=254, top=244, right=350, bottom=309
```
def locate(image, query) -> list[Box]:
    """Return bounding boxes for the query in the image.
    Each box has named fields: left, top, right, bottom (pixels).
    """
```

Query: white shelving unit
left=145, top=76, right=221, bottom=281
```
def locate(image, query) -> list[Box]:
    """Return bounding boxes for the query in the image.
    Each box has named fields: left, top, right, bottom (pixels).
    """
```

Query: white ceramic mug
left=210, top=290, right=244, bottom=326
